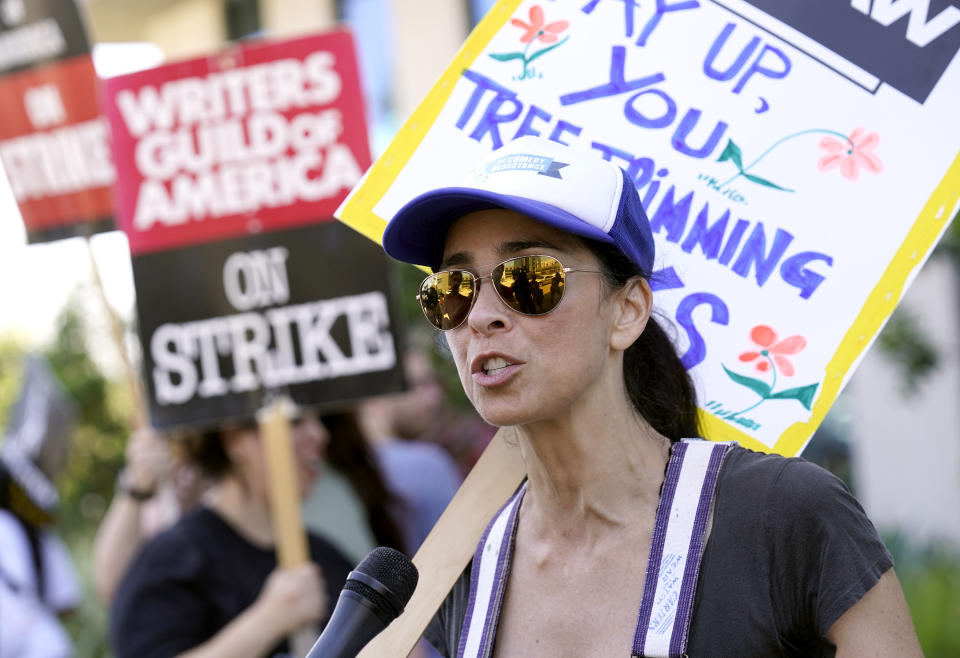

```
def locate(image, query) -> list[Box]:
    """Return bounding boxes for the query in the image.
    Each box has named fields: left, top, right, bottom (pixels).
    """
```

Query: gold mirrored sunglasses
left=417, top=254, right=600, bottom=331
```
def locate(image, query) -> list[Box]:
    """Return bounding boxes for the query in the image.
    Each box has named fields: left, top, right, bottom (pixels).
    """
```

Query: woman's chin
left=476, top=403, right=539, bottom=429
left=297, top=465, right=323, bottom=498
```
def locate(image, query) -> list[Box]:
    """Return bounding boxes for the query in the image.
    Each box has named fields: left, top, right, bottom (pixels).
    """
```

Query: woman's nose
left=466, top=278, right=511, bottom=334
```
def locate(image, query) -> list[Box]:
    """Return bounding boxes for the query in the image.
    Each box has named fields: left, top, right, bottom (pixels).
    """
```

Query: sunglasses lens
left=419, top=270, right=476, bottom=330
left=492, top=255, right=565, bottom=316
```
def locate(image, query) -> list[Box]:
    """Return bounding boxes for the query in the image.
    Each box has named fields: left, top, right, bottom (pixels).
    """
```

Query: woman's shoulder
left=716, top=443, right=887, bottom=555
left=127, top=507, right=216, bottom=575
left=719, top=444, right=848, bottom=505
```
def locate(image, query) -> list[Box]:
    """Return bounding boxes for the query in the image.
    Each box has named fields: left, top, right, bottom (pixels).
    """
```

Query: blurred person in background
left=306, top=409, right=409, bottom=558
left=0, top=355, right=80, bottom=658
left=109, top=409, right=352, bottom=658
left=357, top=347, right=463, bottom=553
left=92, top=427, right=209, bottom=603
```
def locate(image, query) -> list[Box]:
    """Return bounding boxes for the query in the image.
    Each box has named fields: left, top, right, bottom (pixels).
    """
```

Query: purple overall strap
left=456, top=482, right=526, bottom=658
left=632, top=439, right=734, bottom=658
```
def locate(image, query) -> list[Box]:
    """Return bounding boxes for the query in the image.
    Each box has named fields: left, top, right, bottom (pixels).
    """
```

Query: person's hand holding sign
left=250, top=563, right=329, bottom=645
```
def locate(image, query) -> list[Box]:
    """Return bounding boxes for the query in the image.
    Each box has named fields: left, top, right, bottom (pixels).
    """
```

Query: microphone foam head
left=345, top=546, right=419, bottom=623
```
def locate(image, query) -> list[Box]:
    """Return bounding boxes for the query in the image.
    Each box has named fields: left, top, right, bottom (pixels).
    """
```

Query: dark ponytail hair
left=320, top=411, right=408, bottom=554
left=579, top=238, right=701, bottom=442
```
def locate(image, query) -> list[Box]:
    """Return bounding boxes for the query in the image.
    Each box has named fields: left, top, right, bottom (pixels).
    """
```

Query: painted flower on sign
left=490, top=4, right=570, bottom=81
left=715, top=126, right=883, bottom=195
left=717, top=324, right=820, bottom=428
left=510, top=5, right=569, bottom=43
left=738, top=325, right=806, bottom=376
left=817, top=127, right=883, bottom=181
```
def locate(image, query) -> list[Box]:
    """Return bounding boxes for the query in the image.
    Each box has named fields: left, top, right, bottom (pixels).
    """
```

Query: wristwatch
left=116, top=469, right=156, bottom=501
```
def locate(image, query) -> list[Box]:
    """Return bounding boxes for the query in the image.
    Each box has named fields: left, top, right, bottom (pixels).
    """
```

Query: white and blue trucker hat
left=382, top=136, right=655, bottom=272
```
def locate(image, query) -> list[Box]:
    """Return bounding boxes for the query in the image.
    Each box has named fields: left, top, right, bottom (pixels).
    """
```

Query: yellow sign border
left=338, top=0, right=960, bottom=456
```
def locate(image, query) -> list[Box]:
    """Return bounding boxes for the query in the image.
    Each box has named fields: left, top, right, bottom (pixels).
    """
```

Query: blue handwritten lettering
left=681, top=204, right=730, bottom=259
left=560, top=46, right=664, bottom=105
left=456, top=70, right=514, bottom=130
left=718, top=219, right=749, bottom=266
left=676, top=293, right=730, bottom=369
left=731, top=223, right=794, bottom=287
left=591, top=140, right=641, bottom=168
left=703, top=23, right=761, bottom=82
left=625, top=88, right=677, bottom=129
left=650, top=186, right=694, bottom=242
left=513, top=104, right=553, bottom=140
left=641, top=169, right=668, bottom=210
left=733, top=43, right=791, bottom=95
left=780, top=251, right=834, bottom=299
left=651, top=266, right=685, bottom=292
left=581, top=0, right=639, bottom=40
left=638, top=0, right=701, bottom=47
left=470, top=94, right=523, bottom=149
left=671, top=109, right=728, bottom=158
left=549, top=120, right=582, bottom=145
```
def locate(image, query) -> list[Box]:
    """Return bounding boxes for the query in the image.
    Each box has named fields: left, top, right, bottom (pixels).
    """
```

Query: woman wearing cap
left=382, top=137, right=920, bottom=656
left=109, top=411, right=353, bottom=658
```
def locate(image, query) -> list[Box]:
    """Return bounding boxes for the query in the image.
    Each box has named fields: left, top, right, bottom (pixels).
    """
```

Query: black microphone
left=305, top=546, right=419, bottom=658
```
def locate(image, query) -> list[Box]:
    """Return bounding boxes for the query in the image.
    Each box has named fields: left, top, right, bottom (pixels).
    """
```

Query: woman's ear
left=610, top=277, right=653, bottom=351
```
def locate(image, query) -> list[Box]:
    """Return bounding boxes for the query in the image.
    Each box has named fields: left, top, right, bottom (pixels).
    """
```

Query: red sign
left=0, top=54, right=115, bottom=242
left=103, top=29, right=372, bottom=255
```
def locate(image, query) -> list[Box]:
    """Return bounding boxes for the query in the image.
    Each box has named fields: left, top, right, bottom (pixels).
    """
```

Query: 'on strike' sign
left=337, top=0, right=960, bottom=456
left=104, top=30, right=405, bottom=429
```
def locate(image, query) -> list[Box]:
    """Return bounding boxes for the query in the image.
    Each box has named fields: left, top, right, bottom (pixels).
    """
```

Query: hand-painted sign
left=0, top=0, right=115, bottom=243
left=336, top=0, right=960, bottom=455
left=104, top=30, right=405, bottom=429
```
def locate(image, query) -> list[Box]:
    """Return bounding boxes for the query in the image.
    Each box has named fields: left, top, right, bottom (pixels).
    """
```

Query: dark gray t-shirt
left=425, top=446, right=893, bottom=657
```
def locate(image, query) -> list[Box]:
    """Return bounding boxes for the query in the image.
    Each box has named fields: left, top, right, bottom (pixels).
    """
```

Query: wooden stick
left=357, top=429, right=526, bottom=657
left=83, top=235, right=148, bottom=429
left=258, top=397, right=314, bottom=656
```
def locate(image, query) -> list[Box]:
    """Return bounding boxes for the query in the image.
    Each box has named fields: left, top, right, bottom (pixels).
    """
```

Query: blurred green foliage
left=46, top=299, right=132, bottom=538
left=0, top=293, right=132, bottom=658
left=876, top=309, right=939, bottom=394
left=884, top=533, right=960, bottom=657
left=875, top=207, right=960, bottom=392
left=48, top=298, right=132, bottom=657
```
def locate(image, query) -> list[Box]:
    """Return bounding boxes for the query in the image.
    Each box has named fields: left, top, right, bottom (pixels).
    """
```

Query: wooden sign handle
left=357, top=429, right=526, bottom=657
left=258, top=398, right=315, bottom=656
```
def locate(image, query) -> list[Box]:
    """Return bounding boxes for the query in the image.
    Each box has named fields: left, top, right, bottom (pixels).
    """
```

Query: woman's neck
left=204, top=475, right=275, bottom=548
left=515, top=394, right=672, bottom=543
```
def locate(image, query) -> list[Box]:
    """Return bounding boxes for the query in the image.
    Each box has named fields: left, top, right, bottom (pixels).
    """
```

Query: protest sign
left=0, top=354, right=77, bottom=518
left=104, top=30, right=406, bottom=429
left=336, top=0, right=960, bottom=456
left=0, top=0, right=90, bottom=76
left=0, top=0, right=115, bottom=242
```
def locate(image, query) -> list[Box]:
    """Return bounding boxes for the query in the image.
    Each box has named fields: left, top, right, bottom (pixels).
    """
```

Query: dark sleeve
left=423, top=565, right=471, bottom=658
left=307, top=532, right=355, bottom=628
left=767, top=458, right=894, bottom=639
left=110, top=526, right=211, bottom=658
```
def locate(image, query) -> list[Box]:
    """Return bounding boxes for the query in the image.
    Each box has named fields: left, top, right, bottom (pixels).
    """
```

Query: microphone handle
left=305, top=590, right=388, bottom=658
